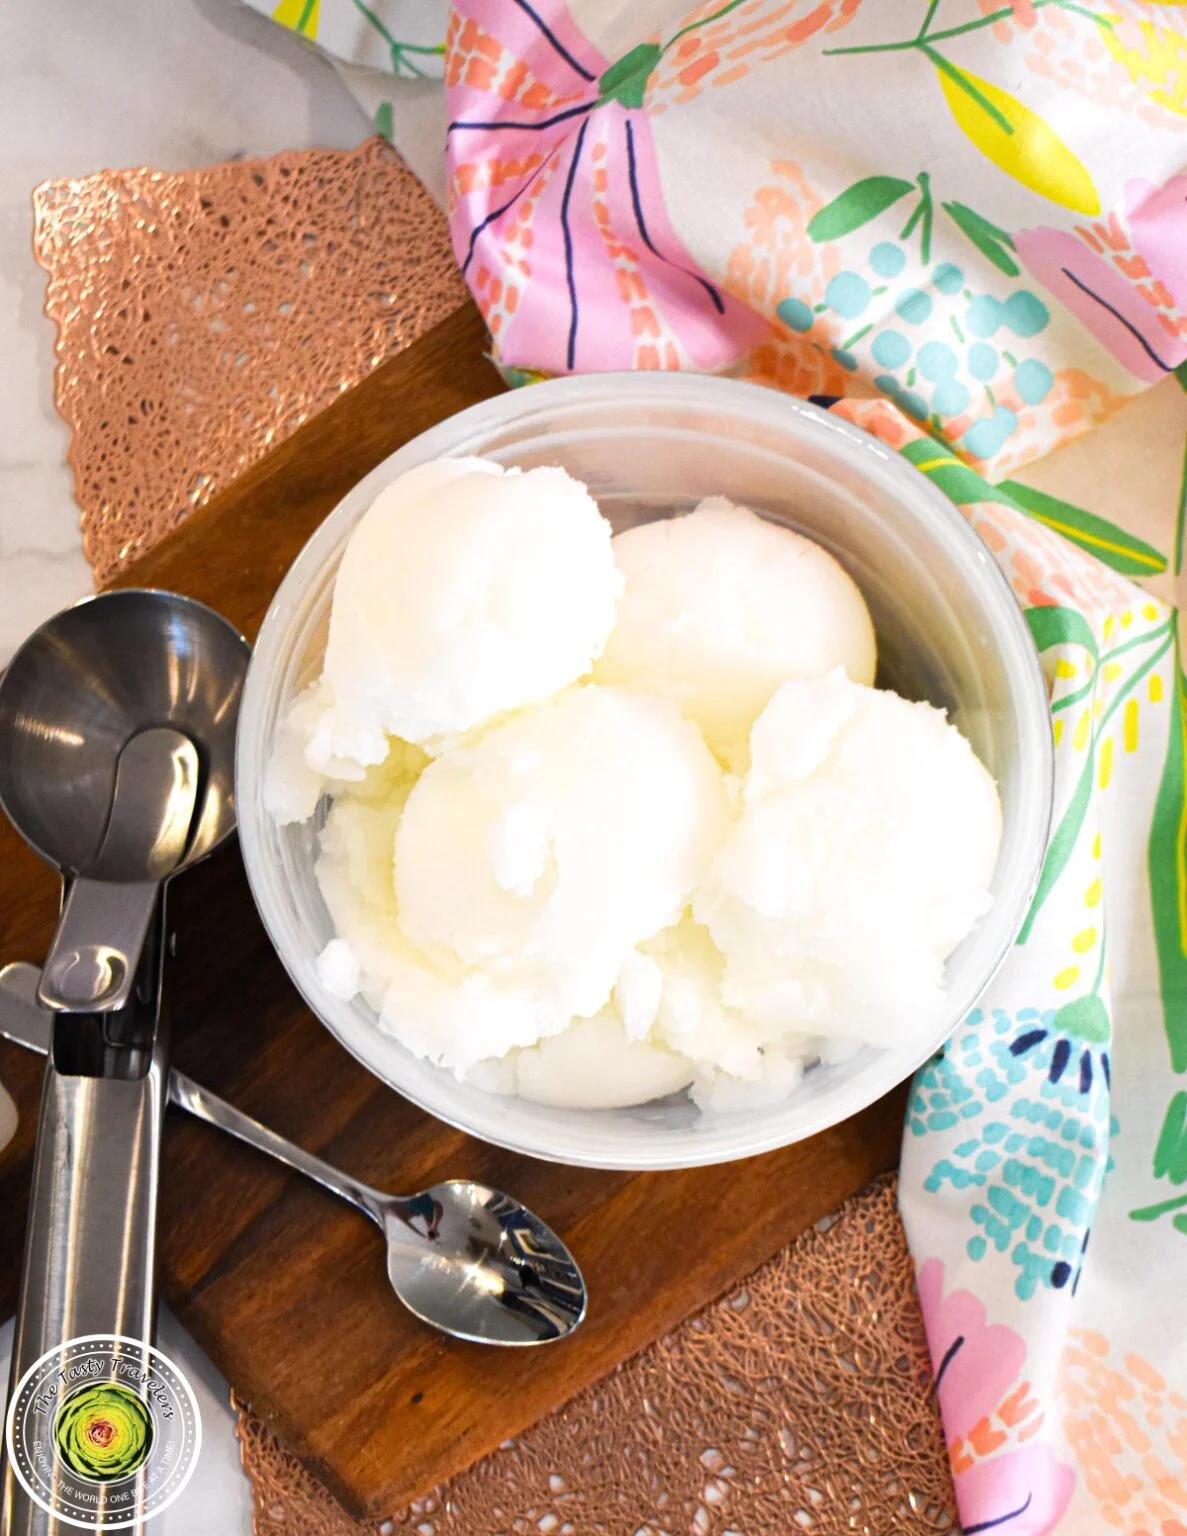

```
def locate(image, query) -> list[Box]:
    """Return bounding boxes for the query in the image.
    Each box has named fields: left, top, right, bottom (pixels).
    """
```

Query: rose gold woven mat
left=31, top=144, right=953, bottom=1533
left=236, top=1175, right=955, bottom=1534
left=32, top=136, right=466, bottom=585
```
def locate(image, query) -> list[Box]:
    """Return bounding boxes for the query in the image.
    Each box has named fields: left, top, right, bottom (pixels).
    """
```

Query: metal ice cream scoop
left=0, top=589, right=249, bottom=1536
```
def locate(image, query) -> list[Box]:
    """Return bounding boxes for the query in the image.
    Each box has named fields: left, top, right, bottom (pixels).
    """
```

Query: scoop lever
left=37, top=728, right=199, bottom=1014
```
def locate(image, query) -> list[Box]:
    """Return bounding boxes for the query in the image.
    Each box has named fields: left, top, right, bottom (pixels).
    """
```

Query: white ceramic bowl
left=236, top=374, right=1052, bottom=1169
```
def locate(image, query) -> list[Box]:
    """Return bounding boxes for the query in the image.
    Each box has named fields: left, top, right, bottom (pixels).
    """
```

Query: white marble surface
left=0, top=2, right=370, bottom=1528
left=0, top=0, right=370, bottom=666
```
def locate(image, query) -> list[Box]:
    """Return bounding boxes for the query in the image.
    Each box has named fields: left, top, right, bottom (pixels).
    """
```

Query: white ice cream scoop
left=595, top=497, right=876, bottom=770
left=343, top=684, right=730, bottom=1075
left=696, top=669, right=1002, bottom=1048
left=268, top=457, right=622, bottom=820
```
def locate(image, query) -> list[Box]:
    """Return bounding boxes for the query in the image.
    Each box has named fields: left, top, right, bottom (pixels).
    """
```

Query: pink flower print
left=958, top=1446, right=1080, bottom=1536
left=1016, top=173, right=1187, bottom=385
left=917, top=1257, right=1028, bottom=1441
left=445, top=0, right=765, bottom=375
left=1126, top=175, right=1187, bottom=313
left=917, top=1259, right=1076, bottom=1535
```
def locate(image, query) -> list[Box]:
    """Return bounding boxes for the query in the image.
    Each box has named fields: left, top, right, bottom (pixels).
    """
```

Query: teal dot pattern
left=871, top=329, right=910, bottom=369
left=775, top=296, right=813, bottom=333
left=870, top=241, right=906, bottom=278
left=919, top=340, right=958, bottom=382
left=968, top=342, right=998, bottom=382
left=1015, top=358, right=1055, bottom=405
left=894, top=287, right=933, bottom=325
left=825, top=271, right=871, bottom=318
left=932, top=262, right=963, bottom=294
left=908, top=1007, right=1115, bottom=1303
left=775, top=237, right=1052, bottom=451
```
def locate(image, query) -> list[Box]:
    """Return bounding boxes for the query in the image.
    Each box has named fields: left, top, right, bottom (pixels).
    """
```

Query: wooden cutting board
left=0, top=302, right=907, bottom=1520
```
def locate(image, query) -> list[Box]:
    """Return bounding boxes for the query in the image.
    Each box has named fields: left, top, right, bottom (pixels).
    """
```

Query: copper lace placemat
left=32, top=136, right=467, bottom=584
left=235, top=1176, right=956, bottom=1535
left=31, top=145, right=952, bottom=1533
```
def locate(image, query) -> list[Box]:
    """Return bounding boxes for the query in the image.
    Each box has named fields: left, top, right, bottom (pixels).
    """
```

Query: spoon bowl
left=382, top=1182, right=587, bottom=1345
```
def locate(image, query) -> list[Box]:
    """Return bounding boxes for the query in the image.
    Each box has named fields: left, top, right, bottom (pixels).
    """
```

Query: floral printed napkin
left=254, top=2, right=1186, bottom=475
left=850, top=380, right=1187, bottom=1536
left=433, top=0, right=1187, bottom=483
left=249, top=2, right=1187, bottom=1529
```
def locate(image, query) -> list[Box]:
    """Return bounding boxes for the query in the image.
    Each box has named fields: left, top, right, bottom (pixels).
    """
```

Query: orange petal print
left=724, top=157, right=858, bottom=397
left=445, top=10, right=584, bottom=110
left=997, top=4, right=1187, bottom=130
left=647, top=0, right=866, bottom=113
left=1059, top=1330, right=1187, bottom=1535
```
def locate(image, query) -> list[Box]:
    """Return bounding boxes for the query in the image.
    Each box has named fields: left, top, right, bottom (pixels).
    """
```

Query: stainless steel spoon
left=0, top=962, right=586, bottom=1347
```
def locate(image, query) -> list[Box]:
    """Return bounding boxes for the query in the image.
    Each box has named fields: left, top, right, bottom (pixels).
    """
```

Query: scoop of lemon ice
left=594, top=497, right=875, bottom=770
left=694, top=669, right=1002, bottom=1048
left=266, top=456, right=622, bottom=821
left=469, top=1013, right=696, bottom=1110
left=317, top=685, right=729, bottom=1074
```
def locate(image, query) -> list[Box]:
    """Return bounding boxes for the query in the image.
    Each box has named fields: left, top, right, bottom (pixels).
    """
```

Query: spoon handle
left=169, top=1069, right=388, bottom=1229
left=0, top=964, right=391, bottom=1232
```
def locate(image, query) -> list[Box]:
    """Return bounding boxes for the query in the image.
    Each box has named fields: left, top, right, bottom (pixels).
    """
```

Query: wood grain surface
left=0, top=301, right=907, bottom=1519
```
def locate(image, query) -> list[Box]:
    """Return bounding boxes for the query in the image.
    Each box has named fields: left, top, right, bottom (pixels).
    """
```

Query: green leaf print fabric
left=839, top=382, right=1187, bottom=1535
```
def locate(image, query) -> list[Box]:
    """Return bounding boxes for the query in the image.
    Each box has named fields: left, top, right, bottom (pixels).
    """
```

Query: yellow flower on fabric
left=1124, top=698, right=1140, bottom=751
left=935, top=65, right=1100, bottom=214
left=1102, top=14, right=1187, bottom=115
left=272, top=0, right=319, bottom=35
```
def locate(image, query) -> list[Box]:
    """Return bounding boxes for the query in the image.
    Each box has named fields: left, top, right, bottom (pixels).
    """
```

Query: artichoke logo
left=5, top=1335, right=200, bottom=1528
left=54, top=1381, right=155, bottom=1482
